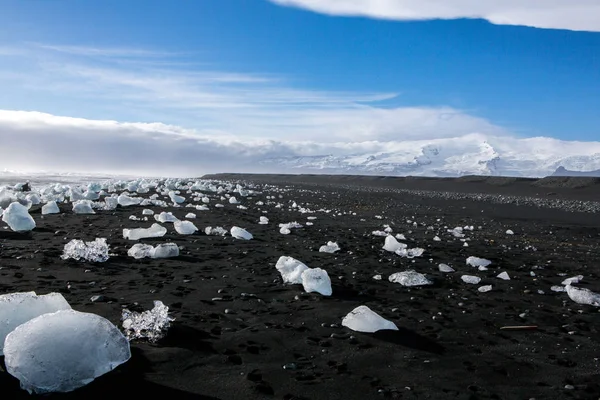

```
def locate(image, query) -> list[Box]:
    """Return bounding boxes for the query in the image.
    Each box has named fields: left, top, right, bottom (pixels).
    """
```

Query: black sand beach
left=2, top=174, right=600, bottom=399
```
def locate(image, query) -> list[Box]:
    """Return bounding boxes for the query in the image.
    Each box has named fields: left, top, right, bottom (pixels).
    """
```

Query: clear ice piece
left=121, top=300, right=174, bottom=342
left=61, top=238, right=109, bottom=262
left=301, top=267, right=332, bottom=296
left=276, top=256, right=309, bottom=284
left=388, top=270, right=433, bottom=286
left=341, top=305, right=398, bottom=333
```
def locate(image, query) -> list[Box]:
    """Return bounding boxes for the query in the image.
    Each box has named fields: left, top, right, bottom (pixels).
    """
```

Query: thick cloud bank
left=269, top=0, right=600, bottom=32
left=1, top=109, right=600, bottom=178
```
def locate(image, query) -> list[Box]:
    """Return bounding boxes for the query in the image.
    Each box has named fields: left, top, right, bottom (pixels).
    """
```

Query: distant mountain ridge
left=257, top=134, right=600, bottom=178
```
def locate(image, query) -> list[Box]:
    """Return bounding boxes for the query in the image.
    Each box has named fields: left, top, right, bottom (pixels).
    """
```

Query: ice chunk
left=506, top=229, right=514, bottom=235
left=205, top=226, right=228, bottom=236
left=301, top=268, right=332, bottom=296
left=117, top=194, right=142, bottom=207
left=497, top=271, right=511, bottom=280
left=341, top=305, right=398, bottom=333
left=395, top=247, right=425, bottom=258
left=174, top=220, right=198, bottom=235
left=142, top=209, right=154, bottom=215
left=151, top=243, right=179, bottom=258
left=121, top=300, right=174, bottom=342
left=127, top=243, right=154, bottom=259
left=562, top=275, right=583, bottom=285
left=61, top=238, right=109, bottom=262
left=319, top=241, right=340, bottom=253
left=461, top=275, right=481, bottom=284
left=154, top=211, right=179, bottom=223
left=388, top=270, right=433, bottom=286
left=478, top=285, right=493, bottom=292
left=259, top=216, right=269, bottom=225
left=382, top=236, right=407, bottom=252
left=231, top=226, right=253, bottom=240
left=2, top=202, right=36, bottom=232
left=104, top=197, right=118, bottom=210
left=123, top=223, right=167, bottom=240
left=280, top=227, right=291, bottom=235
left=276, top=256, right=310, bottom=284
left=228, top=196, right=239, bottom=204
left=4, top=309, right=130, bottom=394
left=185, top=212, right=196, bottom=219
left=466, top=256, right=491, bottom=268
left=0, top=292, right=71, bottom=356
left=72, top=200, right=95, bottom=214
left=551, top=285, right=566, bottom=292
left=41, top=201, right=60, bottom=215
left=438, top=263, right=455, bottom=273
left=168, top=191, right=185, bottom=204
left=565, top=285, right=600, bottom=306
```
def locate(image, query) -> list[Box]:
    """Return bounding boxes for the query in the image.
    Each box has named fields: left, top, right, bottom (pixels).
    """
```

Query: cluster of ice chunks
left=61, top=238, right=110, bottom=262
left=121, top=300, right=174, bottom=342
left=275, top=256, right=332, bottom=296
left=123, top=223, right=167, bottom=240
left=2, top=202, right=36, bottom=232
left=127, top=243, right=179, bottom=259
left=319, top=241, right=340, bottom=253
left=388, top=270, right=433, bottom=287
left=341, top=305, right=398, bottom=333
left=4, top=310, right=131, bottom=394
left=230, top=226, right=253, bottom=240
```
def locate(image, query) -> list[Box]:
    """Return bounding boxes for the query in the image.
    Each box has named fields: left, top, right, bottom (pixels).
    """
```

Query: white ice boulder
left=174, top=220, right=198, bottom=235
left=466, top=256, right=491, bottom=268
left=341, top=305, right=398, bottom=333
left=461, top=275, right=482, bottom=284
left=565, top=285, right=600, bottom=306
left=2, top=202, right=36, bottom=232
left=497, top=271, right=511, bottom=280
left=61, top=238, right=110, bottom=262
left=123, top=223, right=167, bottom=240
left=231, top=226, right=253, bottom=240
left=151, top=243, right=179, bottom=258
left=72, top=200, right=95, bottom=214
left=142, top=209, right=154, bottom=215
left=228, top=196, right=239, bottom=204
left=168, top=191, right=185, bottom=204
left=185, top=212, right=196, bottom=219
left=0, top=292, right=71, bottom=356
left=280, top=227, right=291, bottom=235
left=4, top=309, right=131, bottom=394
left=127, top=243, right=155, bottom=259
left=301, top=268, right=332, bottom=296
left=154, top=211, right=179, bottom=223
left=41, top=201, right=60, bottom=215
left=438, top=263, right=455, bottom=273
left=319, top=241, right=340, bottom=253
left=382, top=236, right=407, bottom=252
left=388, top=270, right=433, bottom=286
left=117, top=194, right=142, bottom=207
left=276, top=256, right=310, bottom=284
left=562, top=275, right=584, bottom=286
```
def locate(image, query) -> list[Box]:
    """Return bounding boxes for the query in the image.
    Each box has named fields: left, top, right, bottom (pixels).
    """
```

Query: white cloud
left=268, top=0, right=600, bottom=32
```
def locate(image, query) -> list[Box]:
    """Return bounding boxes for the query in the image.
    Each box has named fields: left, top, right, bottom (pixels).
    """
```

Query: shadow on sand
left=368, top=327, right=445, bottom=355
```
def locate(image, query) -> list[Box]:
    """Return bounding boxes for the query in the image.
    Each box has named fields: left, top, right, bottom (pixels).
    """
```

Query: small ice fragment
left=433, top=236, right=441, bottom=242
left=205, top=226, right=228, bottom=236
left=174, top=220, right=198, bottom=235
left=341, top=305, right=398, bottom=333
left=154, top=211, right=179, bottom=223
left=466, top=256, right=491, bottom=268
left=478, top=285, right=493, bottom=293
left=373, top=274, right=382, bottom=280
left=565, top=285, right=600, bottom=306
left=319, top=241, right=340, bottom=253
left=230, top=226, right=253, bottom=240
left=121, top=300, right=174, bottom=342
left=280, top=227, right=291, bottom=235
left=438, top=263, right=455, bottom=273
left=142, top=209, right=154, bottom=215
left=259, top=216, right=269, bottom=225
left=461, top=275, right=481, bottom=284
left=551, top=285, right=566, bottom=292
left=275, top=256, right=309, bottom=284
left=506, top=229, right=514, bottom=235
left=2, top=202, right=36, bottom=231
left=497, top=271, right=511, bottom=280
left=301, top=268, right=332, bottom=296
left=395, top=233, right=406, bottom=240
left=185, top=213, right=196, bottom=219
left=4, top=309, right=130, bottom=394
left=41, top=201, right=60, bottom=215
left=388, top=270, right=432, bottom=286
left=61, top=238, right=109, bottom=262
left=395, top=247, right=424, bottom=258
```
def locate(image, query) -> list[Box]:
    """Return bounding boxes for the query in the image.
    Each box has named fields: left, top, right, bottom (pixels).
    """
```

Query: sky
left=0, top=0, right=599, bottom=176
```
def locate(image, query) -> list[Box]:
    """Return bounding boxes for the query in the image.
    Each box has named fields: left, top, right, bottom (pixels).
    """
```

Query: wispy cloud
left=0, top=42, right=506, bottom=143
left=268, top=0, right=600, bottom=32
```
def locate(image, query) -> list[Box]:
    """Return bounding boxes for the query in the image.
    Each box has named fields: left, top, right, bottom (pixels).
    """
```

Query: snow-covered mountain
left=552, top=166, right=600, bottom=177
left=258, top=134, right=600, bottom=178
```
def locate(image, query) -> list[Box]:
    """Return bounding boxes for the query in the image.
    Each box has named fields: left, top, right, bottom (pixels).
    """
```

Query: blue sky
left=0, top=0, right=599, bottom=176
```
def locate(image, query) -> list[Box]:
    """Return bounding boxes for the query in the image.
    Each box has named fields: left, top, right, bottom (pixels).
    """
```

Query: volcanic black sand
left=1, top=174, right=600, bottom=400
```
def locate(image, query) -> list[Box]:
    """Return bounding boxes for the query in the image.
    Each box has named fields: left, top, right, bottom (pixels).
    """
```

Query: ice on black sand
left=342, top=305, right=398, bottom=333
